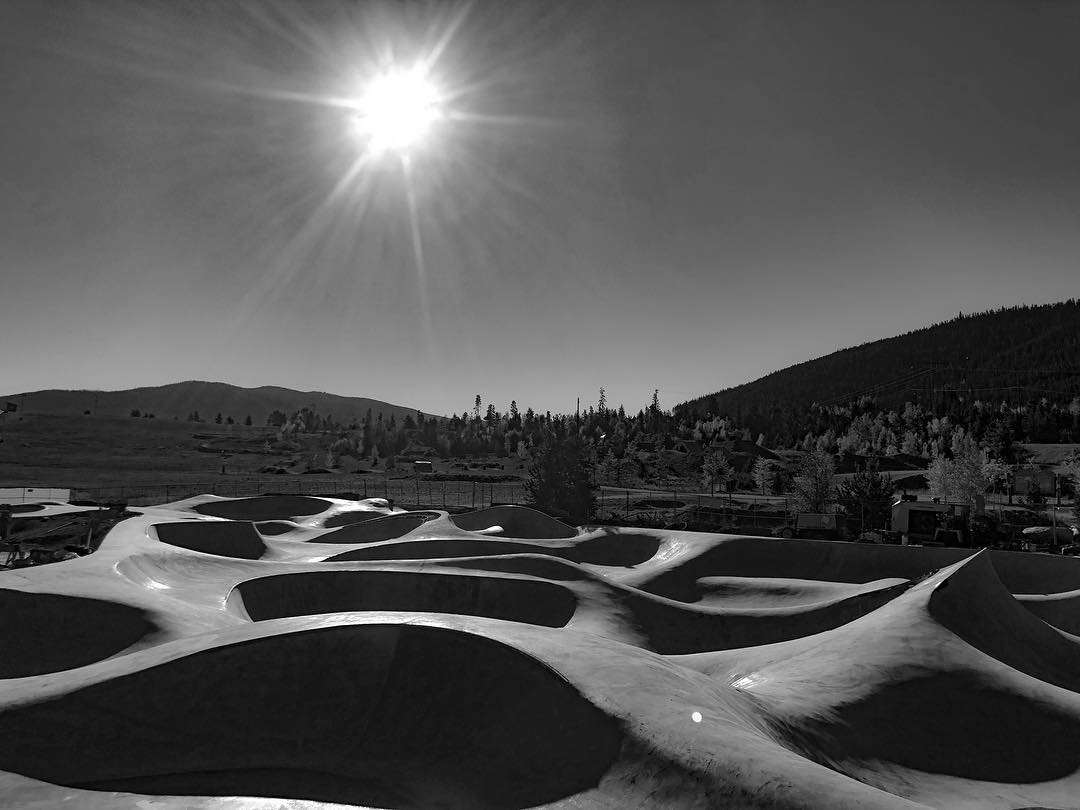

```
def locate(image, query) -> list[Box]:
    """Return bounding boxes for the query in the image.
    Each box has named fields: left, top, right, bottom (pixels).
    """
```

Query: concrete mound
left=437, top=554, right=594, bottom=581
left=231, top=570, right=577, bottom=628
left=0, top=624, right=624, bottom=809
left=12, top=494, right=1080, bottom=809
left=927, top=550, right=1080, bottom=693
left=690, top=575, right=910, bottom=609
left=618, top=578, right=910, bottom=654
left=193, top=496, right=331, bottom=521
left=325, top=533, right=659, bottom=567
left=0, top=589, right=158, bottom=678
left=319, top=512, right=440, bottom=543
left=451, top=505, right=577, bottom=538
left=1017, top=589, right=1080, bottom=635
left=631, top=538, right=970, bottom=601
left=322, top=510, right=382, bottom=528
left=324, top=538, right=551, bottom=562
left=154, top=521, right=267, bottom=560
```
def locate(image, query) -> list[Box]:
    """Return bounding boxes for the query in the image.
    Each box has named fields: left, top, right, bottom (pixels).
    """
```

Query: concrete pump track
left=3, top=494, right=1080, bottom=808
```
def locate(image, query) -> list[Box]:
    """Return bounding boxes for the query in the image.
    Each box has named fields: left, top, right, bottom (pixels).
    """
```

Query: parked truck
left=890, top=496, right=971, bottom=546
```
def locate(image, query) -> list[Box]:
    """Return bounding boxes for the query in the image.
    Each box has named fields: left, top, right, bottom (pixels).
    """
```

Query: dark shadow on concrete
left=155, top=522, right=267, bottom=560
left=0, top=589, right=158, bottom=678
left=194, top=497, right=330, bottom=522
left=232, top=570, right=576, bottom=628
left=0, top=624, right=624, bottom=808
left=319, top=513, right=440, bottom=544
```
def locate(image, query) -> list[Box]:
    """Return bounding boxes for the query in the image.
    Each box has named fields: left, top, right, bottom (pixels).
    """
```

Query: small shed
left=413, top=460, right=434, bottom=474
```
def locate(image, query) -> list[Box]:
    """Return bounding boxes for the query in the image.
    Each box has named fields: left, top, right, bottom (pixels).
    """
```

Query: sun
left=353, top=67, right=442, bottom=155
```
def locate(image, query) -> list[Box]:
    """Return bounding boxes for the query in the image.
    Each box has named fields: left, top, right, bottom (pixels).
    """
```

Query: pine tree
left=524, top=437, right=597, bottom=524
left=752, top=457, right=775, bottom=495
left=791, top=450, right=835, bottom=513
left=702, top=448, right=734, bottom=495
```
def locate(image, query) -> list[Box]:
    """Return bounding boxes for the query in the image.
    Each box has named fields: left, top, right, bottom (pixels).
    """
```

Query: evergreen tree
left=524, top=437, right=597, bottom=524
left=701, top=448, right=734, bottom=495
left=792, top=450, right=836, bottom=512
left=752, top=457, right=776, bottom=495
left=836, top=464, right=893, bottom=531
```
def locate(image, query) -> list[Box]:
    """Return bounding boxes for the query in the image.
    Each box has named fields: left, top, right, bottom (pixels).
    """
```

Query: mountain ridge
left=1, top=381, right=430, bottom=426
left=676, top=300, right=1080, bottom=432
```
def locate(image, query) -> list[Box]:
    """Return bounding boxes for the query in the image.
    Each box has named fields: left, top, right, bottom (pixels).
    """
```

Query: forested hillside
left=676, top=301, right=1080, bottom=449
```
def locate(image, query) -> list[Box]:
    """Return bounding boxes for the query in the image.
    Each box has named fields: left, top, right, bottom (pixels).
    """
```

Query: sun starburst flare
left=352, top=67, right=443, bottom=156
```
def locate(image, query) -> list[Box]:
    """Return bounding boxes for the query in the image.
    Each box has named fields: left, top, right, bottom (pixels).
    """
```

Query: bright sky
left=2, top=0, right=1079, bottom=417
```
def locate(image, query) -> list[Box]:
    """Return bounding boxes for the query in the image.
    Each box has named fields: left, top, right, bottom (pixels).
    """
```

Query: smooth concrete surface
left=1, top=494, right=1080, bottom=809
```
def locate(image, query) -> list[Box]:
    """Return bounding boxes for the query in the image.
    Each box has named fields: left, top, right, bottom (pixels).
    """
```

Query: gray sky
left=2, top=0, right=1078, bottom=416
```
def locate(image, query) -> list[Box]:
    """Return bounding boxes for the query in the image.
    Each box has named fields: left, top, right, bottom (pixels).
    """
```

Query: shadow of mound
left=637, top=538, right=973, bottom=602
left=155, top=522, right=267, bottom=560
left=0, top=625, right=623, bottom=809
left=451, top=506, right=576, bottom=539
left=319, top=513, right=440, bottom=544
left=231, top=570, right=575, bottom=627
left=194, top=496, right=330, bottom=522
left=322, top=511, right=382, bottom=528
left=256, top=521, right=294, bottom=536
left=325, top=534, right=658, bottom=568
left=0, top=589, right=158, bottom=678
left=620, top=580, right=909, bottom=654
left=573, top=532, right=660, bottom=566
left=799, top=672, right=1080, bottom=783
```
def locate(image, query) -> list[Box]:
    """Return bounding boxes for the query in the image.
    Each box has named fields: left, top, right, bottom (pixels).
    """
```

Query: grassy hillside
left=0, top=381, right=428, bottom=426
left=677, top=300, right=1080, bottom=420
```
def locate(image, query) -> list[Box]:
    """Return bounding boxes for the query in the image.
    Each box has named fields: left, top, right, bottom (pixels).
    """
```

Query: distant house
left=887, top=453, right=930, bottom=471
left=399, top=443, right=437, bottom=459
left=1014, top=468, right=1057, bottom=496
left=413, top=460, right=434, bottom=474
left=672, top=440, right=703, bottom=455
left=717, top=440, right=781, bottom=462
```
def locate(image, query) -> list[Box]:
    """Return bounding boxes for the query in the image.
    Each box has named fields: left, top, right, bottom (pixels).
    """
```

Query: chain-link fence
left=71, top=476, right=528, bottom=512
